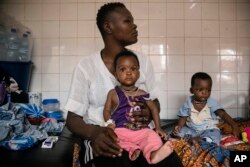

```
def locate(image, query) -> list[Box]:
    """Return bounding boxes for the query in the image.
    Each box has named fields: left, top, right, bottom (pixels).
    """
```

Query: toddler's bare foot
left=131, top=149, right=140, bottom=161
left=151, top=141, right=173, bottom=164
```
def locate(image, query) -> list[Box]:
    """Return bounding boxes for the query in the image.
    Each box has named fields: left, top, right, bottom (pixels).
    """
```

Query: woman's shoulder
left=76, top=52, right=101, bottom=70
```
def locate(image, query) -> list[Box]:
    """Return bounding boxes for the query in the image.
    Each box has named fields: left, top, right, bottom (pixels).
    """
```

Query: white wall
left=0, top=0, right=249, bottom=119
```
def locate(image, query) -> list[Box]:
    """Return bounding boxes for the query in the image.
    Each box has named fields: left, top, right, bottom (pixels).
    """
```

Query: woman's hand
left=128, top=100, right=152, bottom=128
left=90, top=126, right=122, bottom=158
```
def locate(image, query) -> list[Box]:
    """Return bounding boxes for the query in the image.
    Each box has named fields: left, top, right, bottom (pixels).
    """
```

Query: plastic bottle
left=0, top=24, right=6, bottom=60
left=18, top=33, right=29, bottom=61
left=5, top=28, right=20, bottom=61
left=25, top=30, right=33, bottom=60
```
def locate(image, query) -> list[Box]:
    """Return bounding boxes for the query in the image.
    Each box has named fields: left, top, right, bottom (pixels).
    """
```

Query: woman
left=65, top=2, right=183, bottom=167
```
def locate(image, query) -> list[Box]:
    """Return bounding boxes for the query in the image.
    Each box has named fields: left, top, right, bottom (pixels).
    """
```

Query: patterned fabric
left=72, top=119, right=250, bottom=167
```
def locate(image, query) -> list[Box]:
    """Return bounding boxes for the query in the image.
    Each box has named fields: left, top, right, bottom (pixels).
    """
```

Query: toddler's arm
left=172, top=117, right=187, bottom=136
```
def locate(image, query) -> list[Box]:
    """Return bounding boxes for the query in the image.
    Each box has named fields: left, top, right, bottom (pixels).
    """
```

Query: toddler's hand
left=172, top=125, right=181, bottom=136
left=107, top=123, right=116, bottom=130
left=155, top=128, right=168, bottom=140
left=232, top=126, right=240, bottom=138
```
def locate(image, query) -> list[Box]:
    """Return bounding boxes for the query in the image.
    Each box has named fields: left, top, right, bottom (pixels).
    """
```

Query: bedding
left=172, top=119, right=250, bottom=167
left=72, top=119, right=250, bottom=167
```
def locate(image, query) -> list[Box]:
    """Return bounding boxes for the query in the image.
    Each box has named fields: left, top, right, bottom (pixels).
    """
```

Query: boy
left=172, top=72, right=240, bottom=144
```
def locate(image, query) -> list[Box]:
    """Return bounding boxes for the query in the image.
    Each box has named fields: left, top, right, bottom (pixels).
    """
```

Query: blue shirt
left=178, top=96, right=223, bottom=131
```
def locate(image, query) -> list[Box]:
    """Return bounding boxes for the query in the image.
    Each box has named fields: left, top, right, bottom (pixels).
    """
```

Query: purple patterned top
left=111, top=86, right=150, bottom=129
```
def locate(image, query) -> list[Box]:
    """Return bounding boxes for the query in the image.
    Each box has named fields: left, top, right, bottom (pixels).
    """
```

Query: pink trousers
left=114, top=128, right=163, bottom=164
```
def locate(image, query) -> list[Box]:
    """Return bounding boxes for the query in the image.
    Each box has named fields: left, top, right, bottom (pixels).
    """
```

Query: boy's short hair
left=114, top=50, right=140, bottom=71
left=191, top=72, right=212, bottom=87
left=96, top=2, right=125, bottom=36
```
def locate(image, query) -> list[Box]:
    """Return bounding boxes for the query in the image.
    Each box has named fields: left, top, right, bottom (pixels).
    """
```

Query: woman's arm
left=66, top=112, right=122, bottom=157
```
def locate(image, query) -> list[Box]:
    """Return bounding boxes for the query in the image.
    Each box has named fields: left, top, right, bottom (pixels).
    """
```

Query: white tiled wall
left=1, top=0, right=249, bottom=119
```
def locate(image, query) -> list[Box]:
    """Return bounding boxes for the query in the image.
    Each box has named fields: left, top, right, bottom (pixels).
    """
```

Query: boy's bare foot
left=151, top=141, right=173, bottom=164
left=131, top=149, right=140, bottom=161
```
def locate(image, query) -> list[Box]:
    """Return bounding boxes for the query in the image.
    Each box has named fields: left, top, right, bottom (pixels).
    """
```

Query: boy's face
left=107, top=7, right=138, bottom=46
left=115, top=56, right=140, bottom=87
left=190, top=79, right=212, bottom=102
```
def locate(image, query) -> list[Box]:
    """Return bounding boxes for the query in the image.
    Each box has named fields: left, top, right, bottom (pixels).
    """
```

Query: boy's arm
left=216, top=109, right=240, bottom=137
left=177, top=117, right=187, bottom=128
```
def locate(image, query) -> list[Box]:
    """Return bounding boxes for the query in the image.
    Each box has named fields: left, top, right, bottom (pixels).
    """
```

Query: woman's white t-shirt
left=64, top=51, right=160, bottom=126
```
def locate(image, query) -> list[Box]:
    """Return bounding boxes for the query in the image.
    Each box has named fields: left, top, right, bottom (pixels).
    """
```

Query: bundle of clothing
left=0, top=102, right=64, bottom=150
left=0, top=68, right=28, bottom=105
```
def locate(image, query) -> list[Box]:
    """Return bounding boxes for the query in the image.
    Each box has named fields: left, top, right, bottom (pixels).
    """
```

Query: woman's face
left=115, top=56, right=140, bottom=87
left=108, top=7, right=138, bottom=46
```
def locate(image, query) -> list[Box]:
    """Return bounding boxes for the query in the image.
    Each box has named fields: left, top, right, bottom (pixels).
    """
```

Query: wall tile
left=1, top=0, right=249, bottom=119
left=167, top=56, right=185, bottom=72
left=77, top=3, right=95, bottom=20
left=185, top=3, right=202, bottom=20
left=149, top=20, right=166, bottom=37
left=221, top=55, right=237, bottom=72
left=60, top=3, right=77, bottom=20
left=202, top=3, right=218, bottom=20
left=60, top=56, right=78, bottom=74
left=220, top=73, right=237, bottom=91
left=168, top=73, right=185, bottom=91
left=42, top=74, right=59, bottom=91
left=167, top=38, right=185, bottom=55
left=42, top=21, right=60, bottom=38
left=60, top=38, right=78, bottom=56
left=185, top=38, right=202, bottom=55
left=185, top=20, right=201, bottom=37
left=42, top=3, right=59, bottom=20
left=202, top=38, right=219, bottom=55
left=238, top=73, right=249, bottom=91
left=131, top=3, right=148, bottom=20
left=42, top=56, right=60, bottom=73
left=202, top=21, right=219, bottom=37
left=237, top=55, right=250, bottom=72
left=203, top=56, right=220, bottom=72
left=219, top=3, right=236, bottom=20
left=167, top=20, right=184, bottom=37
left=167, top=3, right=184, bottom=20
left=60, top=21, right=77, bottom=37
left=220, top=21, right=236, bottom=37
left=185, top=56, right=202, bottom=72
left=149, top=56, right=167, bottom=73
left=25, top=4, right=42, bottom=20
left=237, top=21, right=250, bottom=37
left=149, top=3, right=166, bottom=20
left=7, top=4, right=25, bottom=20
left=149, top=38, right=167, bottom=55
left=237, top=3, right=250, bottom=20
left=41, top=38, right=60, bottom=56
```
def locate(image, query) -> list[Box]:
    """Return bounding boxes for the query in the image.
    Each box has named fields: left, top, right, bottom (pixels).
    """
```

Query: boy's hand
left=172, top=125, right=181, bottom=136
left=232, top=125, right=240, bottom=138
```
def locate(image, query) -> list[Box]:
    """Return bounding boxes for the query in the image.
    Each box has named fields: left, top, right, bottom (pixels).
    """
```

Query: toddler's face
left=190, top=79, right=212, bottom=102
left=115, top=56, right=139, bottom=87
